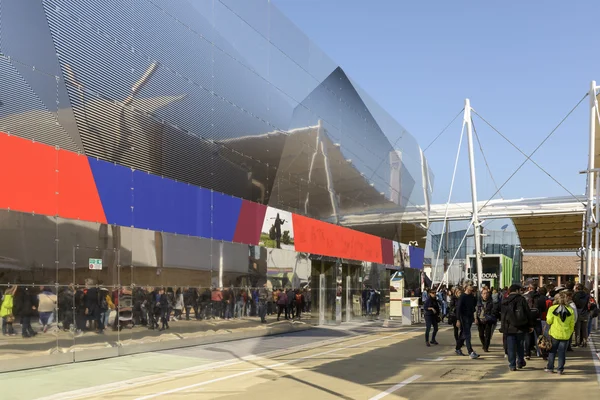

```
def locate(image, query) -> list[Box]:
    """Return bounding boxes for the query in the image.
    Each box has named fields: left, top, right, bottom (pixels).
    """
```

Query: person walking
left=424, top=289, right=440, bottom=347
left=276, top=289, right=288, bottom=321
left=476, top=289, right=499, bottom=352
left=448, top=287, right=463, bottom=354
left=545, top=291, right=576, bottom=374
left=258, top=283, right=271, bottom=324
left=523, top=283, right=546, bottom=359
left=456, top=285, right=480, bottom=359
left=572, top=284, right=589, bottom=347
left=501, top=284, right=534, bottom=371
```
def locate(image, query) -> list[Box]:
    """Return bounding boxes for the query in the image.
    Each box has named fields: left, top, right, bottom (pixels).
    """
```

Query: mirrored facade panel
left=3, top=0, right=61, bottom=76
left=0, top=212, right=57, bottom=287
left=0, top=0, right=422, bottom=369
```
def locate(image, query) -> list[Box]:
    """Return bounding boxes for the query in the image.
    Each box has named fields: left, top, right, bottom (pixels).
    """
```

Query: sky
left=273, top=0, right=599, bottom=233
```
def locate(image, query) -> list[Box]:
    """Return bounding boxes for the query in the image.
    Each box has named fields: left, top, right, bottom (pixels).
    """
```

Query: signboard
left=468, top=272, right=498, bottom=280
left=89, top=258, right=103, bottom=270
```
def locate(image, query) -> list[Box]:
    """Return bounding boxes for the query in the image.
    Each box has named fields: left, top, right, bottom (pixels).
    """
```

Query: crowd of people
left=423, top=281, right=598, bottom=374
left=0, top=281, right=312, bottom=337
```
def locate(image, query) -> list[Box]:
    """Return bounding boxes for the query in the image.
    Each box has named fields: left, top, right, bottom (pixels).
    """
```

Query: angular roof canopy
left=339, top=196, right=587, bottom=251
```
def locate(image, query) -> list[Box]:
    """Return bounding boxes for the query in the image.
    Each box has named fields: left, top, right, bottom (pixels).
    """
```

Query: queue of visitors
left=429, top=280, right=598, bottom=374
left=0, top=281, right=312, bottom=337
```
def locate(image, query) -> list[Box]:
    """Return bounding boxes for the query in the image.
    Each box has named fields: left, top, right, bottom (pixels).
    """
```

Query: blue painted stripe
left=90, top=159, right=241, bottom=241
left=88, top=158, right=132, bottom=227
left=212, top=191, right=242, bottom=241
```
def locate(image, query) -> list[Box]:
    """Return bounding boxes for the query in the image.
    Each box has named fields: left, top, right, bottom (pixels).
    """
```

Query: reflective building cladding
left=0, top=0, right=432, bottom=370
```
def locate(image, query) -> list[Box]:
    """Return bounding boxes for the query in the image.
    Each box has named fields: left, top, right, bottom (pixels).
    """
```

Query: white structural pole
left=586, top=81, right=597, bottom=284
left=594, top=171, right=599, bottom=330
left=464, top=99, right=484, bottom=289
left=593, top=82, right=600, bottom=330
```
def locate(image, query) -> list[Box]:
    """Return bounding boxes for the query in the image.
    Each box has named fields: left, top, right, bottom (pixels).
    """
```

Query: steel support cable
left=473, top=93, right=589, bottom=213
left=433, top=120, right=466, bottom=273
left=473, top=109, right=584, bottom=206
left=471, top=118, right=504, bottom=200
left=423, top=108, right=465, bottom=152
left=436, top=220, right=474, bottom=291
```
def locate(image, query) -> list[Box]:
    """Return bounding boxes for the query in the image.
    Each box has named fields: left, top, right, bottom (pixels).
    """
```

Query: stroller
left=113, top=290, right=134, bottom=331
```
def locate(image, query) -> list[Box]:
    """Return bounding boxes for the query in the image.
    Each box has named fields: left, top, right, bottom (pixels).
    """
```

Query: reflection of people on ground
left=183, top=287, right=198, bottom=321
left=274, top=213, right=286, bottom=249
left=84, top=281, right=103, bottom=334
left=174, top=288, right=184, bottom=321
left=362, top=286, right=370, bottom=316
left=286, top=287, right=295, bottom=319
left=211, top=287, right=223, bottom=319
left=277, top=289, right=288, bottom=321
left=304, top=288, right=311, bottom=313
left=159, top=288, right=170, bottom=331
left=17, top=286, right=38, bottom=338
left=200, top=287, right=211, bottom=319
left=38, top=286, right=57, bottom=333
left=294, top=289, right=305, bottom=320
left=1, top=285, right=17, bottom=336
left=99, top=288, right=114, bottom=332
left=258, top=283, right=271, bottom=323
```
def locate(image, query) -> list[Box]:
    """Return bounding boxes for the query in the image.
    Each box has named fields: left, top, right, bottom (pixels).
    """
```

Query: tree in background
left=282, top=230, right=291, bottom=245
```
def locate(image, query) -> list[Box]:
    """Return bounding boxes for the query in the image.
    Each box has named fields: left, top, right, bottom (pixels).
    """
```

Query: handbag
left=6, top=314, right=15, bottom=323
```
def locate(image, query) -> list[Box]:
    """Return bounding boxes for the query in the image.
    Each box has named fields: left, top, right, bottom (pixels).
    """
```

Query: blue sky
left=274, top=0, right=598, bottom=232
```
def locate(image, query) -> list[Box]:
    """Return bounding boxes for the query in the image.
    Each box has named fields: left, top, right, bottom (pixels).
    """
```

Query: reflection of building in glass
left=430, top=228, right=521, bottom=284
left=0, top=0, right=433, bottom=371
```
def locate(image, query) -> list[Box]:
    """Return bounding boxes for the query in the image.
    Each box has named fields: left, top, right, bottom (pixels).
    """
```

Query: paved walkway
left=1, top=323, right=599, bottom=400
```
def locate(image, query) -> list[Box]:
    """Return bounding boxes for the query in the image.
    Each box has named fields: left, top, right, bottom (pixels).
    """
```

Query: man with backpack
left=572, top=284, right=590, bottom=347
left=501, top=284, right=534, bottom=371
left=523, top=283, right=546, bottom=359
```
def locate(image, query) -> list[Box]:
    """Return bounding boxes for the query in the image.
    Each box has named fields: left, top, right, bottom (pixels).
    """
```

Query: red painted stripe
left=233, top=200, right=267, bottom=245
left=0, top=133, right=57, bottom=215
left=292, top=214, right=383, bottom=263
left=0, top=132, right=106, bottom=223
left=381, top=239, right=394, bottom=265
left=58, top=149, right=107, bottom=223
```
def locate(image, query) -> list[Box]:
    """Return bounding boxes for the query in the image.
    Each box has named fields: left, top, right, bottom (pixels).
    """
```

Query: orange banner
left=292, top=214, right=383, bottom=263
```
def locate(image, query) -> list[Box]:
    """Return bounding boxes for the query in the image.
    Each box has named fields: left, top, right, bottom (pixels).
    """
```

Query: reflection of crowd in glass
left=361, top=285, right=381, bottom=317
left=1, top=280, right=313, bottom=338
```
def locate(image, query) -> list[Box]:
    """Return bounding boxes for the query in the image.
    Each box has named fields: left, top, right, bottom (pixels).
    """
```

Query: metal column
left=586, top=81, right=597, bottom=283
left=595, top=172, right=599, bottom=330
left=464, top=99, right=484, bottom=289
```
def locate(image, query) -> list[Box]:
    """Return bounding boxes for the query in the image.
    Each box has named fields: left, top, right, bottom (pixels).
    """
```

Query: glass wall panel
left=268, top=3, right=310, bottom=72
left=56, top=218, right=118, bottom=352
left=127, top=225, right=160, bottom=344
left=117, top=226, right=134, bottom=345
left=0, top=211, right=58, bottom=360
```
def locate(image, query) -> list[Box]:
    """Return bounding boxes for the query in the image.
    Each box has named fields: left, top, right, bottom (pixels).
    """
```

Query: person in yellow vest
left=545, top=291, right=576, bottom=375
left=1, top=286, right=17, bottom=336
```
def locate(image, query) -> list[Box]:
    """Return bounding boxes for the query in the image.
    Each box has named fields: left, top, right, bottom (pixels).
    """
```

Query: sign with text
left=88, top=258, right=103, bottom=270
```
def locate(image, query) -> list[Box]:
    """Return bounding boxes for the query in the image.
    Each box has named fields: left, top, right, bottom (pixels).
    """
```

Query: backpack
left=590, top=299, right=599, bottom=318
left=100, top=294, right=108, bottom=310
left=295, top=293, right=302, bottom=305
left=508, top=297, right=529, bottom=328
left=526, top=293, right=540, bottom=320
